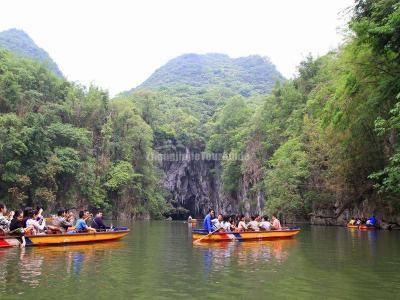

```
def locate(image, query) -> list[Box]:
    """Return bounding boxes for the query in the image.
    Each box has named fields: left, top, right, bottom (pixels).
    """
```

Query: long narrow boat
left=347, top=224, right=358, bottom=229
left=192, top=227, right=300, bottom=242
left=0, top=228, right=129, bottom=248
left=346, top=224, right=377, bottom=230
left=358, top=225, right=376, bottom=230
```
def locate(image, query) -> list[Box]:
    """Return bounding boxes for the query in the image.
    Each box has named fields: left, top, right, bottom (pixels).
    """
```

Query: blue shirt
left=75, top=219, right=88, bottom=232
left=203, top=214, right=212, bottom=233
left=368, top=216, right=377, bottom=226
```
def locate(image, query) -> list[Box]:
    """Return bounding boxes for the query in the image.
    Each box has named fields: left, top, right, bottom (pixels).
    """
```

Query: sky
left=0, top=0, right=354, bottom=96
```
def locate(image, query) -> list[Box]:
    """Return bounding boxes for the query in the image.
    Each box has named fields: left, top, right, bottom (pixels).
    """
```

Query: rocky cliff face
left=160, top=148, right=220, bottom=217
left=158, top=147, right=265, bottom=218
left=159, top=148, right=400, bottom=228
left=310, top=197, right=400, bottom=229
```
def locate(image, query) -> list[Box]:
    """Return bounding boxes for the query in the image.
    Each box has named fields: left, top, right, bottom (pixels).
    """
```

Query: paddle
left=193, top=228, right=220, bottom=244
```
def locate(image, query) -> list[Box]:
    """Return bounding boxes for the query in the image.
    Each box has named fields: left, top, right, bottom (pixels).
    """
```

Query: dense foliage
left=1, top=0, right=399, bottom=220
left=0, top=49, right=169, bottom=218
left=135, top=53, right=284, bottom=96
left=203, top=0, right=400, bottom=218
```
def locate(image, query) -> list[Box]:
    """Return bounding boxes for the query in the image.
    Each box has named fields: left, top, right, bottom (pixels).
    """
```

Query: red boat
left=358, top=225, right=376, bottom=230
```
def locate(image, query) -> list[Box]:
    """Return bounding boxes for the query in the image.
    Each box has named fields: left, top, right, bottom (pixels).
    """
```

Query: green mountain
left=135, top=53, right=284, bottom=96
left=0, top=28, right=63, bottom=77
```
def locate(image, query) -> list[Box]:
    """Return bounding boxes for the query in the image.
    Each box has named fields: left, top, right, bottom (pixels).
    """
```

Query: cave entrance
left=169, top=195, right=197, bottom=220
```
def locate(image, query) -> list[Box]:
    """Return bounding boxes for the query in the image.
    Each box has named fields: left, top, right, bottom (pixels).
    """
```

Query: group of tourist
left=202, top=209, right=282, bottom=233
left=348, top=215, right=377, bottom=227
left=0, top=203, right=109, bottom=246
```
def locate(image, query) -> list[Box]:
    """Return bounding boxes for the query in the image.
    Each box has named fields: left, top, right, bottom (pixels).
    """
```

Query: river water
left=0, top=221, right=399, bottom=299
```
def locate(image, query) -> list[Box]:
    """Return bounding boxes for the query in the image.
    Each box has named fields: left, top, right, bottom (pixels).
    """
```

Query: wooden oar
left=193, top=228, right=219, bottom=244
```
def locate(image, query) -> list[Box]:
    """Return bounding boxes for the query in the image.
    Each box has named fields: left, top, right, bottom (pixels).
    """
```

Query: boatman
left=203, top=208, right=215, bottom=233
left=366, top=215, right=377, bottom=227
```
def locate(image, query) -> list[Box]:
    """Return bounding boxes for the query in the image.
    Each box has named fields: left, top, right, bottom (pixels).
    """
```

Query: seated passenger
left=237, top=215, right=248, bottom=232
left=10, top=210, right=27, bottom=234
left=75, top=211, right=96, bottom=233
left=9, top=210, right=32, bottom=247
left=53, top=209, right=74, bottom=233
left=356, top=218, right=362, bottom=225
left=349, top=218, right=356, bottom=225
left=271, top=214, right=282, bottom=230
left=229, top=216, right=237, bottom=231
left=247, top=216, right=260, bottom=231
left=259, top=216, right=272, bottom=231
left=66, top=210, right=75, bottom=226
left=23, top=207, right=33, bottom=228
left=222, top=216, right=232, bottom=232
left=0, top=203, right=12, bottom=235
left=91, top=212, right=107, bottom=231
left=212, top=214, right=225, bottom=231
left=26, top=210, right=46, bottom=235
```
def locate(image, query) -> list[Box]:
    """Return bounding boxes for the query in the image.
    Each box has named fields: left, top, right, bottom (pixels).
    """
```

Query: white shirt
left=26, top=218, right=46, bottom=235
left=259, top=221, right=271, bottom=230
left=223, top=221, right=232, bottom=232
left=248, top=220, right=260, bottom=231
left=238, top=221, right=247, bottom=231
left=212, top=218, right=224, bottom=230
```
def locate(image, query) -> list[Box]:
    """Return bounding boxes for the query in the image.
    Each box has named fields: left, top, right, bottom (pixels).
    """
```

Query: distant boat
left=347, top=224, right=358, bottom=229
left=192, top=228, right=300, bottom=243
left=0, top=228, right=129, bottom=248
left=358, top=225, right=376, bottom=230
left=347, top=224, right=377, bottom=230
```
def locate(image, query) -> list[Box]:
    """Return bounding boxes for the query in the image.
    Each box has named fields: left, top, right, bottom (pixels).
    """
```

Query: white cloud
left=0, top=0, right=353, bottom=95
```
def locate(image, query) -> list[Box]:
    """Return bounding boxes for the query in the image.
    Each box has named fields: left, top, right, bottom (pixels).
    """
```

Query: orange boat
left=0, top=228, right=129, bottom=248
left=358, top=225, right=376, bottom=230
left=347, top=224, right=377, bottom=230
left=192, top=227, right=300, bottom=243
left=347, top=224, right=358, bottom=229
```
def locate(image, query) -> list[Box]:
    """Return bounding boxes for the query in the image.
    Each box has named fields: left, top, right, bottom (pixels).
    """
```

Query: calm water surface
left=1, top=222, right=399, bottom=299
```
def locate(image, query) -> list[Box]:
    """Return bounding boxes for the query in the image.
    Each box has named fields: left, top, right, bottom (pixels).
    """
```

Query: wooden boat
left=31, top=240, right=127, bottom=254
left=0, top=228, right=129, bottom=248
left=192, top=227, right=300, bottom=242
left=358, top=225, right=376, bottom=230
left=347, top=224, right=358, bottom=229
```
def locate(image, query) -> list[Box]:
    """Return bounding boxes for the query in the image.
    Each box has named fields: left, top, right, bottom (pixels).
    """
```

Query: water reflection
left=19, top=248, right=44, bottom=287
left=0, top=241, right=127, bottom=293
left=347, top=228, right=379, bottom=260
left=194, top=239, right=298, bottom=279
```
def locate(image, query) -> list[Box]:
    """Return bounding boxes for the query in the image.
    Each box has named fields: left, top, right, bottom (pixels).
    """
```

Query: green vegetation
left=0, top=49, right=169, bottom=218
left=136, top=53, right=284, bottom=96
left=1, top=0, right=399, bottom=219
left=203, top=0, right=400, bottom=218
left=120, top=54, right=284, bottom=151
left=0, top=28, right=63, bottom=77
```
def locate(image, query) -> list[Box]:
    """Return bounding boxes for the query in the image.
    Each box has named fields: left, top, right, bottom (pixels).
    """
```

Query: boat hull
left=192, top=228, right=300, bottom=242
left=358, top=225, right=376, bottom=230
left=347, top=224, right=358, bottom=229
left=0, top=230, right=129, bottom=248
left=347, top=224, right=377, bottom=230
